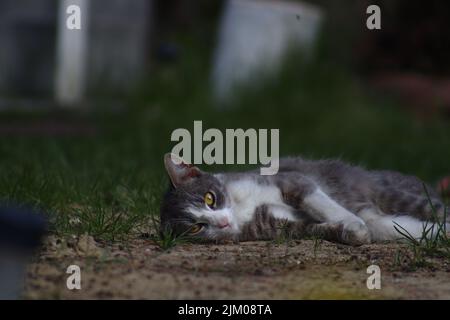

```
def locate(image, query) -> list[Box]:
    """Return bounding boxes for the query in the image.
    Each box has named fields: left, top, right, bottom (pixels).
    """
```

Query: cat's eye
left=204, top=191, right=216, bottom=208
left=189, top=224, right=203, bottom=235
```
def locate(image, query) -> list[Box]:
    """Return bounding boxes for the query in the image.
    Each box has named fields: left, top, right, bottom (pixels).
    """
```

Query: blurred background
left=0, top=0, right=449, bottom=241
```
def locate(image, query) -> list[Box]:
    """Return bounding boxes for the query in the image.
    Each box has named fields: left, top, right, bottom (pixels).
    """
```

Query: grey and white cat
left=160, top=153, right=449, bottom=245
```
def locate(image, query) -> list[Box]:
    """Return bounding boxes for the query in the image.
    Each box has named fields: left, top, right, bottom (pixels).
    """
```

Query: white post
left=55, top=0, right=89, bottom=107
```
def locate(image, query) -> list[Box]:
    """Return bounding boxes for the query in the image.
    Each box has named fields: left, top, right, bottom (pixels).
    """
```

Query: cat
left=160, top=153, right=449, bottom=245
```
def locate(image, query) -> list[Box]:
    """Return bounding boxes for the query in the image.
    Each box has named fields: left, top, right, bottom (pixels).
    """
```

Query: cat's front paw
left=341, top=220, right=371, bottom=246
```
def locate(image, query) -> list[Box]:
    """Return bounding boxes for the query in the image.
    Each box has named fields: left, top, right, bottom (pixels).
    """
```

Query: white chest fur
left=225, top=178, right=296, bottom=227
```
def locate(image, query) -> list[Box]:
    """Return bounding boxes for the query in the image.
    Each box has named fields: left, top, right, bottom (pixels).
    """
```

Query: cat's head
left=160, top=153, right=238, bottom=242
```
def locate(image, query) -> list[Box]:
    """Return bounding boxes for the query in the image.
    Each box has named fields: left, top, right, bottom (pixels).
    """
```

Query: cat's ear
left=164, top=153, right=202, bottom=187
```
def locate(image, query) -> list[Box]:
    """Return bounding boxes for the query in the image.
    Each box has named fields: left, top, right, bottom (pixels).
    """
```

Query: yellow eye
left=204, top=191, right=215, bottom=207
left=189, top=224, right=203, bottom=235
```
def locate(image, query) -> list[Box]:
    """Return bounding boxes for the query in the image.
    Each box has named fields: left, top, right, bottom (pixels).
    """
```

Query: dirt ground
left=23, top=235, right=450, bottom=299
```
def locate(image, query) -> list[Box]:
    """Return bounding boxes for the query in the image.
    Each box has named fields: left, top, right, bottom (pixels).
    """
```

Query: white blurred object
left=212, top=0, right=323, bottom=104
left=54, top=0, right=151, bottom=107
left=55, top=0, right=90, bottom=107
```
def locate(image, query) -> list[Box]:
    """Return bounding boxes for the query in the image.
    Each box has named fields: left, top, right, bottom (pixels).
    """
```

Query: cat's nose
left=217, top=218, right=230, bottom=229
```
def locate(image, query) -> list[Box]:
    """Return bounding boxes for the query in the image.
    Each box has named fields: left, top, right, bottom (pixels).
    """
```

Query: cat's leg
left=276, top=174, right=371, bottom=245
left=238, top=206, right=309, bottom=241
left=373, top=171, right=447, bottom=221
left=359, top=207, right=450, bottom=241
left=239, top=207, right=278, bottom=241
left=304, top=190, right=371, bottom=245
left=305, top=222, right=370, bottom=245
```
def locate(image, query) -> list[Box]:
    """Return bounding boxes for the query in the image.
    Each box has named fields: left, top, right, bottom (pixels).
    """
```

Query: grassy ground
left=24, top=237, right=450, bottom=299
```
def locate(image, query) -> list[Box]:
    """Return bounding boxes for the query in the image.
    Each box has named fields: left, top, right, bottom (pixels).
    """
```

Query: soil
left=23, top=235, right=450, bottom=299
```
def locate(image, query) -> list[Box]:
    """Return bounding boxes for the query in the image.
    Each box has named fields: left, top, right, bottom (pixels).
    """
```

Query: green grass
left=1, top=45, right=450, bottom=243
left=394, top=185, right=450, bottom=266
left=152, top=225, right=187, bottom=251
